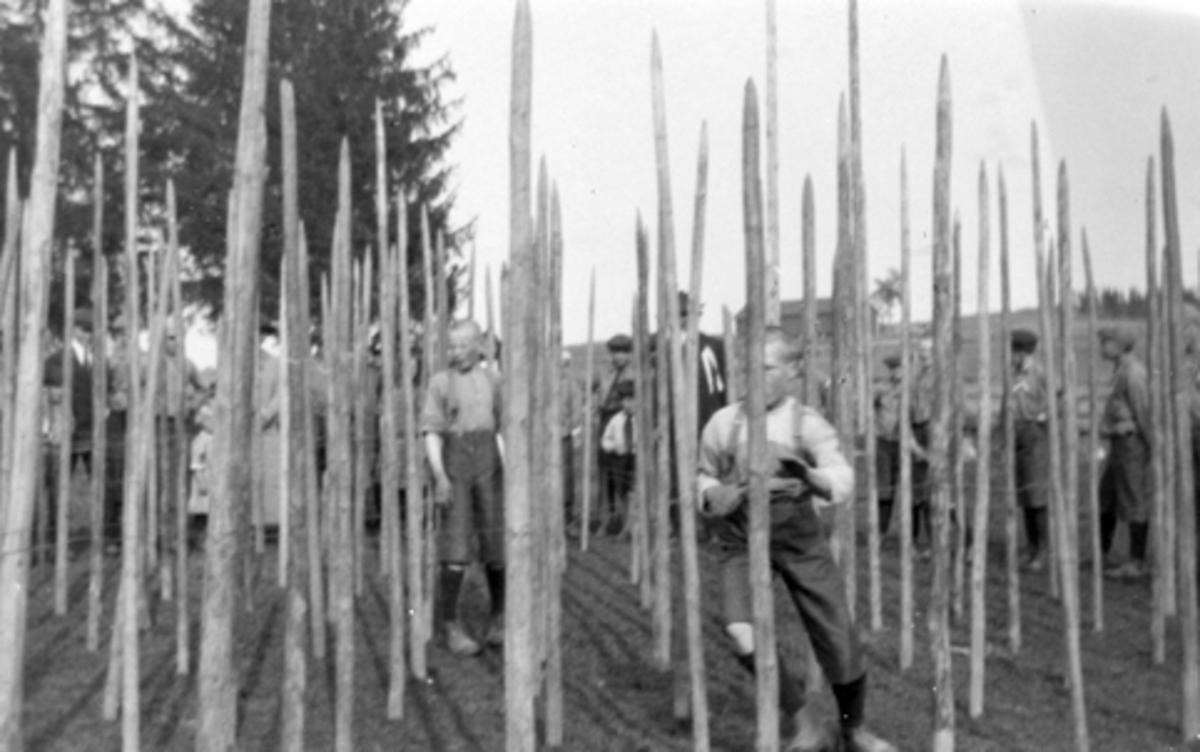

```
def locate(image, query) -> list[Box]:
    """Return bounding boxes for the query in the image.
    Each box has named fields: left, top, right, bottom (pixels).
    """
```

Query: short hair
left=450, top=319, right=482, bottom=339
left=764, top=326, right=802, bottom=364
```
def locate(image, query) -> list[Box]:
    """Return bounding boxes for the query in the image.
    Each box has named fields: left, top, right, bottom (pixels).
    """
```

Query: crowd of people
left=26, top=293, right=1199, bottom=752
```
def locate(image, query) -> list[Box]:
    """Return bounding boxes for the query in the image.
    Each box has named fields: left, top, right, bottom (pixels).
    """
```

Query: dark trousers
left=1015, top=421, right=1050, bottom=509
left=440, top=431, right=504, bottom=566
left=716, top=496, right=864, bottom=699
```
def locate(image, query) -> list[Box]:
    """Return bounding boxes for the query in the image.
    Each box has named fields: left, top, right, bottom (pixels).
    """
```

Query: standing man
left=697, top=327, right=895, bottom=752
left=909, top=336, right=936, bottom=558
left=873, top=354, right=903, bottom=535
left=1010, top=328, right=1052, bottom=571
left=595, top=333, right=634, bottom=533
left=421, top=319, right=505, bottom=655
left=1098, top=325, right=1152, bottom=580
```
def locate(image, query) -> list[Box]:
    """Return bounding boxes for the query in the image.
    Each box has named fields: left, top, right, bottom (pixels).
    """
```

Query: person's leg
left=439, top=441, right=481, bottom=656
left=476, top=446, right=507, bottom=647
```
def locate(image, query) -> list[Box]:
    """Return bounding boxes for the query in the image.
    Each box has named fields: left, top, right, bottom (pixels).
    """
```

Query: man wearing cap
left=595, top=333, right=634, bottom=533
left=43, top=307, right=98, bottom=469
left=1010, top=328, right=1052, bottom=571
left=698, top=326, right=895, bottom=752
left=1098, top=325, right=1152, bottom=579
left=873, top=354, right=904, bottom=536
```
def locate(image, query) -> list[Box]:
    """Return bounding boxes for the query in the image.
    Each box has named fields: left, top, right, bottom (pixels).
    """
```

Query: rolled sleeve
left=420, top=372, right=450, bottom=435
left=797, top=410, right=855, bottom=505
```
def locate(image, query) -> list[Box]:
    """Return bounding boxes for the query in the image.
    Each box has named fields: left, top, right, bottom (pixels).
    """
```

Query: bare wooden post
left=544, top=184, right=567, bottom=747
left=119, top=54, right=145, bottom=752
left=1036, top=233, right=1089, bottom=752
left=764, top=0, right=780, bottom=326
left=0, top=0, right=66, bottom=742
left=742, top=77, right=777, bottom=752
left=352, top=253, right=371, bottom=598
left=801, top=177, right=817, bottom=407
left=1057, top=161, right=1081, bottom=614
left=467, top=242, right=476, bottom=323
left=1161, top=109, right=1200, bottom=744
left=652, top=32, right=711, bottom=750
left=279, top=77, right=311, bottom=747
left=421, top=206, right=436, bottom=394
left=329, top=142, right=356, bottom=752
left=504, top=2, right=537, bottom=748
left=998, top=168, right=1021, bottom=655
left=968, top=163, right=992, bottom=718
left=86, top=217, right=109, bottom=652
left=929, top=56, right=955, bottom=752
left=166, top=182, right=190, bottom=674
left=299, top=225, right=326, bottom=661
left=54, top=242, right=77, bottom=615
left=396, top=195, right=426, bottom=679
left=580, top=270, right=596, bottom=552
left=197, top=0, right=271, bottom=747
left=1145, top=156, right=1168, bottom=661
left=832, top=95, right=856, bottom=611
left=1031, top=124, right=1060, bottom=603
left=1080, top=229, right=1102, bottom=634
left=638, top=220, right=667, bottom=662
left=898, top=149, right=915, bottom=672
left=722, top=306, right=740, bottom=403
left=951, top=214, right=965, bottom=623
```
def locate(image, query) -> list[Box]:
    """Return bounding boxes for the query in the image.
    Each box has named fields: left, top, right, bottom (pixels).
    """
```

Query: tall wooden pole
left=0, top=0, right=67, bottom=744
left=1161, top=109, right=1200, bottom=744
left=397, top=195, right=425, bottom=679
left=968, top=163, right=992, bottom=718
left=197, top=0, right=270, bottom=747
left=1058, top=161, right=1080, bottom=612
left=1081, top=229, right=1102, bottom=633
left=544, top=184, right=567, bottom=747
left=299, top=224, right=326, bottom=661
left=722, top=306, right=740, bottom=403
left=167, top=182, right=189, bottom=674
left=1036, top=233, right=1089, bottom=752
left=279, top=77, right=311, bottom=746
left=929, top=56, right=955, bottom=752
left=801, top=177, right=817, bottom=407
left=580, top=269, right=596, bottom=552
left=53, top=243, right=76, bottom=616
left=652, top=32, right=711, bottom=751
left=951, top=213, right=965, bottom=622
left=742, top=78, right=777, bottom=752
left=86, top=190, right=109, bottom=653
left=1146, top=157, right=1168, bottom=662
left=998, top=168, right=1021, bottom=655
left=118, top=55, right=144, bottom=752
left=764, top=0, right=780, bottom=325
left=639, top=218, right=667, bottom=663
left=898, top=149, right=915, bottom=671
left=833, top=93, right=853, bottom=590
left=504, top=2, right=536, bottom=748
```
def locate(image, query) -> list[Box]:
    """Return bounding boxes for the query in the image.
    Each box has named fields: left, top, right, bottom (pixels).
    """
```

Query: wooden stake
left=581, top=269, right=596, bottom=552
left=929, top=56, right=955, bottom=752
left=998, top=167, right=1021, bottom=655
left=1160, top=108, right=1200, bottom=744
left=1080, top=229, right=1102, bottom=633
left=897, top=149, right=915, bottom=671
left=1036, top=232, right=1089, bottom=752
left=1057, top=161, right=1080, bottom=614
left=197, top=0, right=271, bottom=747
left=722, top=306, right=740, bottom=403
left=279, top=77, right=310, bottom=745
left=968, top=163, right=992, bottom=718
left=504, top=2, right=537, bottom=748
left=801, top=177, right=817, bottom=407
left=764, top=0, right=780, bottom=325
left=1146, top=156, right=1168, bottom=662
left=396, top=195, right=426, bottom=680
left=741, top=77, right=776, bottom=752
left=544, top=183, right=566, bottom=747
left=951, top=213, right=965, bottom=623
left=0, top=0, right=67, bottom=743
left=639, top=219, right=666, bottom=663
left=299, top=224, right=326, bottom=661
left=86, top=212, right=108, bottom=653
left=54, top=242, right=76, bottom=615
left=166, top=182, right=189, bottom=674
left=652, top=32, right=711, bottom=750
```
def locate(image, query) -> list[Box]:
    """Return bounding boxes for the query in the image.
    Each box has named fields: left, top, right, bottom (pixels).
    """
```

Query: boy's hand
left=433, top=473, right=452, bottom=506
left=701, top=484, right=744, bottom=517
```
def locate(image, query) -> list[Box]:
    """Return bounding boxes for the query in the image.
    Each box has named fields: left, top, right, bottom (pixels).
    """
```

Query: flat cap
left=1011, top=328, right=1038, bottom=352
left=606, top=333, right=633, bottom=352
left=1098, top=324, right=1137, bottom=351
left=613, top=379, right=635, bottom=398
left=883, top=354, right=902, bottom=368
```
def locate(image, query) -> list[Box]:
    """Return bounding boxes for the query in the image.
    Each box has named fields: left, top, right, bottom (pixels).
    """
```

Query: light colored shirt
left=420, top=366, right=502, bottom=435
left=601, top=410, right=636, bottom=455
left=1011, top=359, right=1049, bottom=423
left=697, top=396, right=854, bottom=509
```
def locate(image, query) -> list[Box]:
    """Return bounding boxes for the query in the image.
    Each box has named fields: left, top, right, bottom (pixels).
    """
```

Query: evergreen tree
left=143, top=0, right=463, bottom=320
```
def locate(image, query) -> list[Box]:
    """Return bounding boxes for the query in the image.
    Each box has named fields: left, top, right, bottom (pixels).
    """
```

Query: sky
left=402, top=0, right=1200, bottom=347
